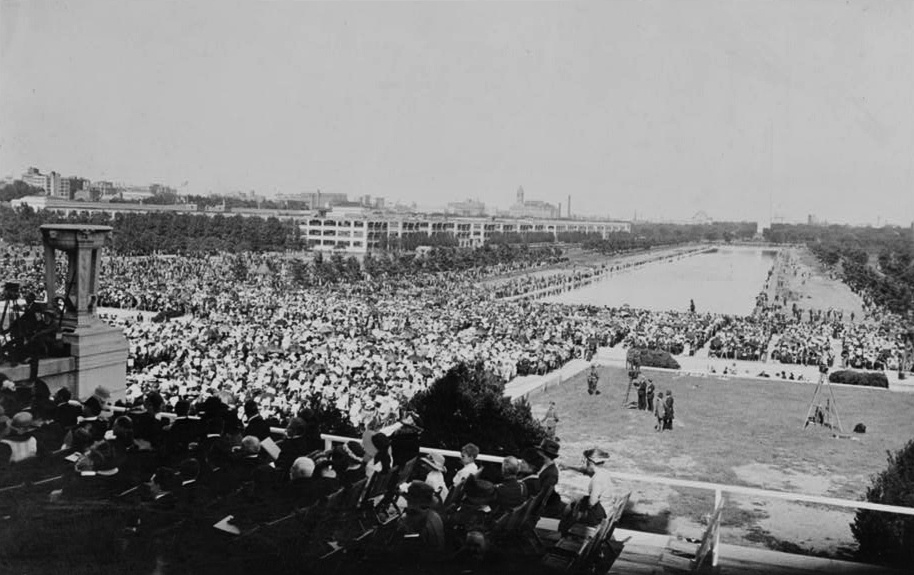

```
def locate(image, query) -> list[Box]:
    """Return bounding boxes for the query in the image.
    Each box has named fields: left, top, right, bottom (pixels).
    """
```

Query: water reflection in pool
left=545, top=248, right=778, bottom=316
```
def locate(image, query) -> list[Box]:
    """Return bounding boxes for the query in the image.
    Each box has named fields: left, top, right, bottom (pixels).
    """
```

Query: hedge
left=626, top=348, right=681, bottom=370
left=828, top=370, right=889, bottom=389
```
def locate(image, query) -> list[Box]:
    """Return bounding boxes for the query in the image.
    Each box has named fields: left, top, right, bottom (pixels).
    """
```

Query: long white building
left=9, top=195, right=630, bottom=254
left=301, top=213, right=631, bottom=254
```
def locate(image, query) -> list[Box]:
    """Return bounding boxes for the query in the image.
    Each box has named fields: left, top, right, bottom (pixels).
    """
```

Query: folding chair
left=441, top=478, right=466, bottom=514
left=540, top=518, right=608, bottom=573
left=343, top=477, right=369, bottom=510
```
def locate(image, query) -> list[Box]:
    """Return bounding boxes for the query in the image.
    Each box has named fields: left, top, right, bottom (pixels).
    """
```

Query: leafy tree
left=0, top=180, right=43, bottom=202
left=852, top=438, right=914, bottom=567
left=407, top=362, right=545, bottom=456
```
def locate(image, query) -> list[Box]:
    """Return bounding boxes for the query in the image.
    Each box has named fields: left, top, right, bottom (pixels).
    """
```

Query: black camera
left=818, top=363, right=829, bottom=374
left=2, top=282, right=20, bottom=301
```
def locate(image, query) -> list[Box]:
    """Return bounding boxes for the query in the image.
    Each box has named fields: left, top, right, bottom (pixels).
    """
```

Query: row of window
left=301, top=222, right=628, bottom=234
left=307, top=239, right=364, bottom=248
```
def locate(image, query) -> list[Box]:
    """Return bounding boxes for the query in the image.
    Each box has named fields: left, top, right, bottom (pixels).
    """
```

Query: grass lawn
left=530, top=365, right=914, bottom=556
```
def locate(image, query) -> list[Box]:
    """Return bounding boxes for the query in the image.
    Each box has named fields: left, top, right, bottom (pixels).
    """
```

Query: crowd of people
left=491, top=266, right=609, bottom=300
left=3, top=242, right=912, bottom=436
left=1, top=376, right=623, bottom=574
left=841, top=321, right=908, bottom=371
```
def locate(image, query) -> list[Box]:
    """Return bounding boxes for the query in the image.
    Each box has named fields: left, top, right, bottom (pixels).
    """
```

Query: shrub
left=852, top=438, right=914, bottom=567
left=627, top=348, right=681, bottom=370
left=406, top=361, right=545, bottom=456
left=828, top=370, right=889, bottom=389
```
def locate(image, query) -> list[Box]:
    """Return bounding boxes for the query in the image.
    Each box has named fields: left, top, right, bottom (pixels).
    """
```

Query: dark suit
left=165, top=417, right=203, bottom=459
left=55, top=402, right=82, bottom=429
left=243, top=415, right=271, bottom=441
left=275, top=435, right=311, bottom=478
left=538, top=462, right=562, bottom=517
left=494, top=478, right=527, bottom=512
left=279, top=477, right=324, bottom=508
left=129, top=411, right=166, bottom=448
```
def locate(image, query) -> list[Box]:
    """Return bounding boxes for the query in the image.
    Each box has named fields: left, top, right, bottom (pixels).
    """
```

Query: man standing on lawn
left=637, top=377, right=647, bottom=411
left=654, top=392, right=666, bottom=431
left=663, top=390, right=675, bottom=430
left=587, top=365, right=600, bottom=395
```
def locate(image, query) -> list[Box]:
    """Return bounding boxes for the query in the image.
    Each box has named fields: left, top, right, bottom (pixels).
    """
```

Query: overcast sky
left=1, top=0, right=912, bottom=225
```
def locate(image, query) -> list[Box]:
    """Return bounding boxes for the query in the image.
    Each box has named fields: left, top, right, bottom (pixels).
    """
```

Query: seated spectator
left=279, top=457, right=324, bottom=508
left=164, top=399, right=202, bottom=458
left=130, top=391, right=166, bottom=449
left=534, top=438, right=563, bottom=517
left=53, top=388, right=82, bottom=430
left=145, top=466, right=181, bottom=510
left=332, top=441, right=366, bottom=487
left=449, top=476, right=495, bottom=535
left=452, top=443, right=480, bottom=488
left=69, top=396, right=107, bottom=446
left=493, top=456, right=527, bottom=513
left=559, top=448, right=613, bottom=530
left=395, top=480, right=447, bottom=554
left=419, top=452, right=449, bottom=505
left=177, top=457, right=202, bottom=507
left=64, top=440, right=130, bottom=499
left=195, top=417, right=231, bottom=471
left=517, top=448, right=544, bottom=495
left=312, top=459, right=341, bottom=496
left=28, top=402, right=63, bottom=457
left=366, top=432, right=392, bottom=478
left=1, top=412, right=39, bottom=464
left=231, top=435, right=267, bottom=485
left=274, top=417, right=311, bottom=478
left=0, top=415, right=11, bottom=471
left=29, top=379, right=56, bottom=420
left=243, top=399, right=270, bottom=441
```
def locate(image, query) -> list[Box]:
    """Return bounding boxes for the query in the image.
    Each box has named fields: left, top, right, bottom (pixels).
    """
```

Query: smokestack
left=567, top=195, right=571, bottom=218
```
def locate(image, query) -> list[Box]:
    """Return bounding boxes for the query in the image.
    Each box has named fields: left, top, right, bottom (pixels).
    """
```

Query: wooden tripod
left=622, top=367, right=639, bottom=408
left=803, top=370, right=844, bottom=434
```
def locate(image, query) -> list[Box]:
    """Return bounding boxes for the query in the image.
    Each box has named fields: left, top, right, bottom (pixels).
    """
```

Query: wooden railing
left=319, top=433, right=914, bottom=570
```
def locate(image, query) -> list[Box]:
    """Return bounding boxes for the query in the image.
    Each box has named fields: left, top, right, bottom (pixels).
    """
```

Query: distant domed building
left=692, top=211, right=713, bottom=225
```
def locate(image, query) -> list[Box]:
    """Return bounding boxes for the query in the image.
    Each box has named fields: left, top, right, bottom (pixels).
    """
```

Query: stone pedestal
left=39, top=224, right=128, bottom=400
left=62, top=322, right=128, bottom=400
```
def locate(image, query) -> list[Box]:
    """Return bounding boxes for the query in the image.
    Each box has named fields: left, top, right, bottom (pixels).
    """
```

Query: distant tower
left=516, top=186, right=525, bottom=206
left=567, top=195, right=571, bottom=218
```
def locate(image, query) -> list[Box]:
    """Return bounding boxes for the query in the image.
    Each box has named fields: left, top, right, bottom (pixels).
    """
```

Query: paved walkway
left=503, top=357, right=593, bottom=400
left=609, top=528, right=901, bottom=575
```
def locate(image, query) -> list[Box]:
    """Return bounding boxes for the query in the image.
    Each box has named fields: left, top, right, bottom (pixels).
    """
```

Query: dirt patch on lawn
left=732, top=462, right=835, bottom=495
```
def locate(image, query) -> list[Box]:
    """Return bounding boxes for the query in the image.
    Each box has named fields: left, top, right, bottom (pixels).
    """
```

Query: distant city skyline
left=2, top=1, right=912, bottom=226
left=5, top=162, right=911, bottom=227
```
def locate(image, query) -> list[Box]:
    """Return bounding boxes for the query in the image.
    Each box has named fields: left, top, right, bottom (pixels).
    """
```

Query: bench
left=540, top=492, right=631, bottom=573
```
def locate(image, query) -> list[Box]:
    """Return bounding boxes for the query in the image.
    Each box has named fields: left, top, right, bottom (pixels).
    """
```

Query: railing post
left=713, top=488, right=722, bottom=568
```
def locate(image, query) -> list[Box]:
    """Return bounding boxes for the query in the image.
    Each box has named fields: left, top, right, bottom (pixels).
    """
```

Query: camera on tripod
left=2, top=282, right=20, bottom=301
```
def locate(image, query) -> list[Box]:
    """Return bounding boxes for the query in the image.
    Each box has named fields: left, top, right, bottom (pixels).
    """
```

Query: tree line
left=0, top=205, right=299, bottom=254
left=768, top=223, right=914, bottom=317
